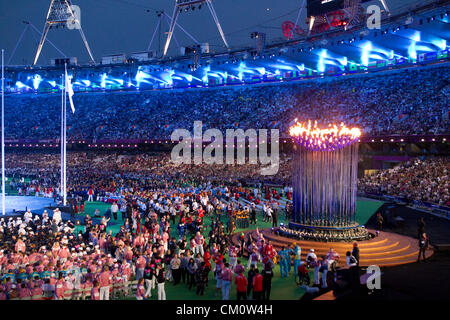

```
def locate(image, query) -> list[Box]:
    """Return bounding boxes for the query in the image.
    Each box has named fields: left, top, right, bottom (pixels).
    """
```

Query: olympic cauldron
left=286, top=120, right=370, bottom=242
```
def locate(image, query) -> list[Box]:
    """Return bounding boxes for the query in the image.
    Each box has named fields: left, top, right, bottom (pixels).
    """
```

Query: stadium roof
left=2, top=0, right=449, bottom=92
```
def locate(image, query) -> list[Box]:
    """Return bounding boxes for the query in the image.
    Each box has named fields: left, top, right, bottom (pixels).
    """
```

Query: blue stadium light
left=174, top=70, right=196, bottom=82
left=267, top=63, right=296, bottom=71
left=202, top=66, right=227, bottom=82
left=256, top=67, right=266, bottom=75
left=361, top=42, right=372, bottom=66
left=100, top=73, right=107, bottom=88
left=135, top=70, right=144, bottom=85
left=235, top=62, right=266, bottom=76
left=147, top=74, right=165, bottom=84
left=415, top=44, right=436, bottom=52
left=432, top=39, right=447, bottom=50
left=316, top=49, right=328, bottom=73
left=369, top=53, right=385, bottom=60
left=32, top=74, right=43, bottom=90
left=389, top=50, right=394, bottom=59
left=135, top=70, right=153, bottom=87
left=207, top=73, right=221, bottom=78
left=16, top=81, right=30, bottom=89
left=317, top=61, right=325, bottom=73
left=237, top=62, right=246, bottom=72
left=408, top=32, right=421, bottom=59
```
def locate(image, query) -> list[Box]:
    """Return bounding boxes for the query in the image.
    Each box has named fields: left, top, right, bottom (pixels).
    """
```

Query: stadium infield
left=75, top=198, right=383, bottom=300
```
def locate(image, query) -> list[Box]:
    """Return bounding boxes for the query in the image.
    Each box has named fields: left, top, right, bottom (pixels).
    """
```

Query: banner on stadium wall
left=299, top=69, right=313, bottom=77
left=368, top=61, right=377, bottom=69
left=208, top=78, right=222, bottom=86
left=376, top=60, right=387, bottom=69
left=284, top=70, right=301, bottom=79
left=407, top=57, right=417, bottom=64
left=245, top=75, right=261, bottom=84
left=412, top=200, right=450, bottom=218
left=264, top=74, right=283, bottom=82
left=38, top=88, right=58, bottom=94
left=437, top=49, right=448, bottom=59
left=325, top=65, right=342, bottom=75
left=418, top=52, right=438, bottom=62
left=425, top=51, right=437, bottom=61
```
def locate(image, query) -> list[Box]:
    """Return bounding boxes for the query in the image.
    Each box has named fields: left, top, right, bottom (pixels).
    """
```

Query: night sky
left=0, top=0, right=421, bottom=65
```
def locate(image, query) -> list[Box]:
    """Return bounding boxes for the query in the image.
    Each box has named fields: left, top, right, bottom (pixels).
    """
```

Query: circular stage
left=287, top=221, right=370, bottom=241
left=231, top=228, right=433, bottom=267
left=3, top=196, right=55, bottom=214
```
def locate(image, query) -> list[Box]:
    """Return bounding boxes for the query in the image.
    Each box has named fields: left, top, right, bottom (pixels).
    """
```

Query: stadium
left=0, top=0, right=449, bottom=304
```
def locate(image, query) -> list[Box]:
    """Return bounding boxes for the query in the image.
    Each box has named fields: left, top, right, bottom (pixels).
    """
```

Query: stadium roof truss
left=33, top=0, right=95, bottom=66
left=163, top=0, right=229, bottom=57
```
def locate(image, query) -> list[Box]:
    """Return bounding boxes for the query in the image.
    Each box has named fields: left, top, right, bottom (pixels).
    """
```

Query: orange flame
left=289, top=120, right=361, bottom=150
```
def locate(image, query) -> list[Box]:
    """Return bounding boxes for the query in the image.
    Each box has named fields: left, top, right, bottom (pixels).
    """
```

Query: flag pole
left=60, top=74, right=64, bottom=204
left=63, top=63, right=67, bottom=206
left=1, top=49, right=5, bottom=216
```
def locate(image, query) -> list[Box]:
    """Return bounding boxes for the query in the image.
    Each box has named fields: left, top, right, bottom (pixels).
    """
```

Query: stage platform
left=1, top=197, right=113, bottom=229
left=2, top=196, right=56, bottom=215
left=231, top=228, right=434, bottom=267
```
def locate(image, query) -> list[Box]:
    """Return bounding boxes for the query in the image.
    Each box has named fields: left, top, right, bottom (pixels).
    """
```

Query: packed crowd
left=5, top=151, right=292, bottom=197
left=4, top=63, right=449, bottom=140
left=359, top=157, right=450, bottom=207
left=6, top=151, right=449, bottom=207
